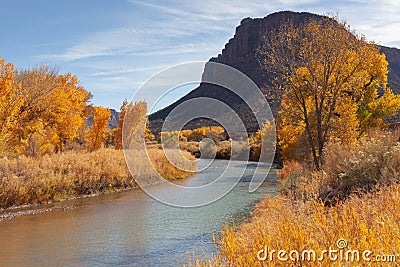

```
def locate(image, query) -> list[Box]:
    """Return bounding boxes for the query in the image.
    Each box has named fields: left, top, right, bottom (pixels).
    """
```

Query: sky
left=2, top=0, right=400, bottom=110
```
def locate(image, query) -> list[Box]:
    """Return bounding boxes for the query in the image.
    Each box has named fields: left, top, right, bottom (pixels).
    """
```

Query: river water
left=0, top=160, right=278, bottom=267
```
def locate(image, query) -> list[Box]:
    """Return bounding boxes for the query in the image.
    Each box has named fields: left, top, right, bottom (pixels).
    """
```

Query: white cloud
left=325, top=0, right=400, bottom=46
left=42, top=0, right=400, bottom=63
left=91, top=65, right=171, bottom=77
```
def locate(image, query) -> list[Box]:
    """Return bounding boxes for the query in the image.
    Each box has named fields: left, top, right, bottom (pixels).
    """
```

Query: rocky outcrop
left=149, top=11, right=400, bottom=134
left=209, top=11, right=323, bottom=92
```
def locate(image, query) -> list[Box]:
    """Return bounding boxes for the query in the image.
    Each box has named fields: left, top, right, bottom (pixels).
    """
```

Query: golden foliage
left=0, top=58, right=21, bottom=156
left=278, top=129, right=400, bottom=203
left=145, top=118, right=155, bottom=142
left=0, top=61, right=92, bottom=156
left=260, top=17, right=400, bottom=168
left=114, top=99, right=128, bottom=149
left=159, top=126, right=225, bottom=144
left=250, top=120, right=276, bottom=162
left=184, top=130, right=400, bottom=267
left=89, top=106, right=111, bottom=151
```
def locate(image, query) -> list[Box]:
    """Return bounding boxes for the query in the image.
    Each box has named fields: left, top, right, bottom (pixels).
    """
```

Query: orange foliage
left=114, top=99, right=128, bottom=149
left=260, top=17, right=400, bottom=168
left=0, top=62, right=92, bottom=156
left=89, top=106, right=111, bottom=151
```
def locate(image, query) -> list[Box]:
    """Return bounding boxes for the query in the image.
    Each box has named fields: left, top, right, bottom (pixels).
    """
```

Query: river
left=0, top=159, right=278, bottom=266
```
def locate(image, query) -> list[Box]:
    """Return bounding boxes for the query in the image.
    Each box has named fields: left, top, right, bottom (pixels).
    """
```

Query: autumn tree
left=0, top=58, right=22, bottom=156
left=13, top=66, right=92, bottom=154
left=259, top=16, right=400, bottom=169
left=123, top=101, right=148, bottom=149
left=52, top=72, right=93, bottom=151
left=113, top=99, right=154, bottom=149
left=0, top=61, right=92, bottom=156
left=114, top=99, right=128, bottom=149
left=250, top=120, right=276, bottom=162
left=89, top=106, right=111, bottom=151
left=145, top=118, right=155, bottom=142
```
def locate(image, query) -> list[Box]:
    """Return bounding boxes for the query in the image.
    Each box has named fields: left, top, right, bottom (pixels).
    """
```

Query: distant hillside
left=381, top=46, right=400, bottom=94
left=149, top=11, right=400, bottom=134
left=108, top=109, right=119, bottom=129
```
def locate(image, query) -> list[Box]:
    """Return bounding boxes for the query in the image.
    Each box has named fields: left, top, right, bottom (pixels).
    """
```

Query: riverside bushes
left=279, top=129, right=400, bottom=204
left=0, top=148, right=196, bottom=209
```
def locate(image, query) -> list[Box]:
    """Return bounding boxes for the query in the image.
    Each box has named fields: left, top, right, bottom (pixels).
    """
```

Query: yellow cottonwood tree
left=0, top=61, right=92, bottom=156
left=51, top=73, right=92, bottom=151
left=259, top=17, right=400, bottom=168
left=15, top=66, right=92, bottom=154
left=89, top=106, right=111, bottom=151
left=0, top=58, right=22, bottom=156
left=115, top=100, right=154, bottom=149
left=115, top=99, right=128, bottom=149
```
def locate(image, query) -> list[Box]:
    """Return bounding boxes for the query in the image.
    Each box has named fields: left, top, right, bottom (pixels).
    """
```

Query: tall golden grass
left=0, top=148, right=196, bottom=209
left=184, top=185, right=400, bottom=267
left=184, top=129, right=400, bottom=266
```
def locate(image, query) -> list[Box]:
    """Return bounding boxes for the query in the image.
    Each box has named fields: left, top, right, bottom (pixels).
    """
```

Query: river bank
left=0, top=148, right=196, bottom=210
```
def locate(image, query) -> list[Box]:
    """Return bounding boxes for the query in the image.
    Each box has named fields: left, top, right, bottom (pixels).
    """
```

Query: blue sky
left=2, top=0, right=400, bottom=110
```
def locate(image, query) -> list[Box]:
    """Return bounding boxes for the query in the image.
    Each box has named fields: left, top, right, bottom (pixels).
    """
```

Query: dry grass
left=278, top=160, right=318, bottom=200
left=184, top=129, right=400, bottom=266
left=0, top=148, right=196, bottom=209
left=184, top=185, right=400, bottom=267
left=148, top=148, right=197, bottom=179
left=318, top=129, right=400, bottom=204
left=179, top=142, right=200, bottom=157
left=278, top=129, right=400, bottom=204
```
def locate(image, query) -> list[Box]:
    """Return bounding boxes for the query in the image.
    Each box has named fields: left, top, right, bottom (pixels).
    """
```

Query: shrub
left=319, top=129, right=400, bottom=204
left=277, top=129, right=400, bottom=205
left=187, top=129, right=205, bottom=142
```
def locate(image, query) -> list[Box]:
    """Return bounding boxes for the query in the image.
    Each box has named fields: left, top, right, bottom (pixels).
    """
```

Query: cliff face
left=149, top=11, right=400, bottom=133
left=209, top=11, right=323, bottom=93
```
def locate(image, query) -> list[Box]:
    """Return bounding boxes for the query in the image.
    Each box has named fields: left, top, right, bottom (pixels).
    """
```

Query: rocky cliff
left=149, top=11, right=400, bottom=133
